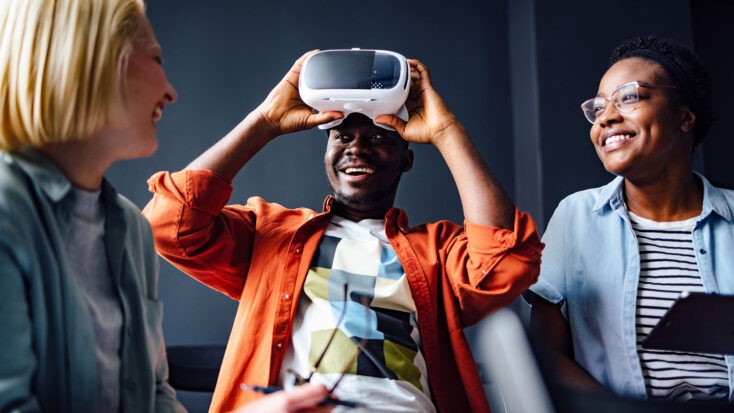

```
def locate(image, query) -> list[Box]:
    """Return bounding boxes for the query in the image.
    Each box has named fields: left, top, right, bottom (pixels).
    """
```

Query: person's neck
left=623, top=170, right=702, bottom=222
left=39, top=140, right=110, bottom=191
left=332, top=200, right=390, bottom=222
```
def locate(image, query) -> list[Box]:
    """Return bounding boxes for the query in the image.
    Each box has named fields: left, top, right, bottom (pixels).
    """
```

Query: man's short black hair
left=609, top=36, right=714, bottom=146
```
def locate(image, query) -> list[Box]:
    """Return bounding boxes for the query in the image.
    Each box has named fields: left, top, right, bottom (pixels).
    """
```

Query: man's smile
left=337, top=163, right=377, bottom=183
left=343, top=167, right=375, bottom=175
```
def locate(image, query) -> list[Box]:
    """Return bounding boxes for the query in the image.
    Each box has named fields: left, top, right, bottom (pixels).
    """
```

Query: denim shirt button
left=699, top=248, right=706, bottom=254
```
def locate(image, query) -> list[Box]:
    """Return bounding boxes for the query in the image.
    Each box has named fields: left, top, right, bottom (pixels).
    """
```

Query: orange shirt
left=143, top=169, right=543, bottom=413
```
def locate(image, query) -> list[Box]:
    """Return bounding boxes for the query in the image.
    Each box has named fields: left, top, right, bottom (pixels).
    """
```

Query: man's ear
left=402, top=149, right=414, bottom=172
left=680, top=108, right=696, bottom=134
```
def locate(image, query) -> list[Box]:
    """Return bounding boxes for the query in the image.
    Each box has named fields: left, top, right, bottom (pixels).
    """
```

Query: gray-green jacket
left=0, top=149, right=185, bottom=412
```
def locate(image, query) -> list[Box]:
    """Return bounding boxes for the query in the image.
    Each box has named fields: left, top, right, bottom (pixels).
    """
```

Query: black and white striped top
left=631, top=211, right=729, bottom=401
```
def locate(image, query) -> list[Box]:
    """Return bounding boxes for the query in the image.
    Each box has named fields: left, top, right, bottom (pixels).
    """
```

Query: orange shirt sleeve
left=142, top=169, right=253, bottom=300
left=448, top=208, right=543, bottom=325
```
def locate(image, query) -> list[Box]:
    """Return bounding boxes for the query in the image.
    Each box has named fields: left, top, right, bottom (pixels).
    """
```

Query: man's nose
left=345, top=135, right=372, bottom=155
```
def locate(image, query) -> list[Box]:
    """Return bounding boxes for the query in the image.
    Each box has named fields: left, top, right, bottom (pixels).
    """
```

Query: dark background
left=105, top=0, right=733, bottom=409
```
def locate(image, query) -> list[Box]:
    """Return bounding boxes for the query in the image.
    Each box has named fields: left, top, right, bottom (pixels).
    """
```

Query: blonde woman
left=0, top=0, right=183, bottom=411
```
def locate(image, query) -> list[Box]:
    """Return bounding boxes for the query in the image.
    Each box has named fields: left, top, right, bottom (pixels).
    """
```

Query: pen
left=240, top=383, right=364, bottom=408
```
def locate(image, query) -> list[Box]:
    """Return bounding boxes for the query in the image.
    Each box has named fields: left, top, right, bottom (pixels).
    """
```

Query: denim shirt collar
left=592, top=175, right=625, bottom=212
left=591, top=172, right=734, bottom=223
left=700, top=172, right=734, bottom=222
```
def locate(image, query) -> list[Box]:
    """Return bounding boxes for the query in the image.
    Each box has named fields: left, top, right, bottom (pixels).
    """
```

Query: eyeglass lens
left=581, top=81, right=639, bottom=124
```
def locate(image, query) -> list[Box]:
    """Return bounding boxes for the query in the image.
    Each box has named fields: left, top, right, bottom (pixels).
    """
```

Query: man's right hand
left=254, top=50, right=343, bottom=140
left=184, top=51, right=343, bottom=180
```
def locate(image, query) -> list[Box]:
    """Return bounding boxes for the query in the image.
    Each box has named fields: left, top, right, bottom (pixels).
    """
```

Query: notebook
left=642, top=292, right=734, bottom=355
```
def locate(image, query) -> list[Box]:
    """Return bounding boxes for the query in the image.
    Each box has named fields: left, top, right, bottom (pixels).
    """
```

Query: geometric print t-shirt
left=279, top=215, right=436, bottom=412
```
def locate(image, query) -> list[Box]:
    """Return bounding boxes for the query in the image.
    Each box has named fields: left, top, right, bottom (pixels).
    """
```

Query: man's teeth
left=153, top=106, right=162, bottom=121
left=605, top=134, right=630, bottom=145
left=345, top=167, right=374, bottom=175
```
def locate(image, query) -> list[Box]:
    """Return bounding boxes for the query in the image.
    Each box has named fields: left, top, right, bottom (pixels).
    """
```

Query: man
left=143, top=51, right=542, bottom=412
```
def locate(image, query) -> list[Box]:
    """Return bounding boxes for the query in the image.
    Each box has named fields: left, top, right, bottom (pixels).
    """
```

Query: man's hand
left=374, top=59, right=463, bottom=146
left=185, top=51, right=343, bottom=180
left=376, top=58, right=515, bottom=229
left=255, top=50, right=343, bottom=139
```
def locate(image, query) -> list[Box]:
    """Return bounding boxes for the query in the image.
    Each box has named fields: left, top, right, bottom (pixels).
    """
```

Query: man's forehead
left=332, top=113, right=374, bottom=128
left=328, top=113, right=400, bottom=137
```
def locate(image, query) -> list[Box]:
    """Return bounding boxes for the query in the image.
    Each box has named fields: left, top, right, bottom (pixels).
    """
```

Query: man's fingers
left=373, top=114, right=406, bottom=136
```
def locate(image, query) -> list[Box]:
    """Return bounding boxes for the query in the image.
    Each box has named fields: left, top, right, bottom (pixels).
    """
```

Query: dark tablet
left=641, top=292, right=734, bottom=355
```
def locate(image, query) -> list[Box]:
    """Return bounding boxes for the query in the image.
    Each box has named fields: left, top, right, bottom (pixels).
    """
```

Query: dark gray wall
left=107, top=0, right=515, bottom=345
left=692, top=0, right=734, bottom=190
left=530, top=0, right=697, bottom=227
left=520, top=0, right=734, bottom=227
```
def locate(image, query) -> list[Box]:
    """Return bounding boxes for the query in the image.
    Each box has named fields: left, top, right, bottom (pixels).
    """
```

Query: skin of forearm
left=432, top=123, right=515, bottom=230
left=185, top=111, right=276, bottom=182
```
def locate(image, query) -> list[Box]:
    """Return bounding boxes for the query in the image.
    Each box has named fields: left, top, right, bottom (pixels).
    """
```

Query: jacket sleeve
left=152, top=329, right=186, bottom=413
left=143, top=169, right=255, bottom=300
left=0, top=236, right=42, bottom=413
left=153, top=346, right=186, bottom=413
left=447, top=208, right=543, bottom=326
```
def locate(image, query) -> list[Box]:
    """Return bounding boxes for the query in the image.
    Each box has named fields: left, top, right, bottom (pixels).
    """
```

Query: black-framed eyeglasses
left=580, top=80, right=677, bottom=124
left=287, top=283, right=371, bottom=407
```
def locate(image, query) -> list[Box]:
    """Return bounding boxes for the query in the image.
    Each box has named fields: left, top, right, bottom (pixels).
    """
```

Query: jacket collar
left=592, top=172, right=733, bottom=222
left=4, top=147, right=119, bottom=207
left=4, top=147, right=72, bottom=203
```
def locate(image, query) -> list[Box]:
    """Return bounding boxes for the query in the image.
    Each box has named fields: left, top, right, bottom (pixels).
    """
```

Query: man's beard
left=332, top=178, right=401, bottom=210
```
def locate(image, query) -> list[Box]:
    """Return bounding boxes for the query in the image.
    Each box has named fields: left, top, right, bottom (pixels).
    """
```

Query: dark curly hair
left=609, top=36, right=714, bottom=146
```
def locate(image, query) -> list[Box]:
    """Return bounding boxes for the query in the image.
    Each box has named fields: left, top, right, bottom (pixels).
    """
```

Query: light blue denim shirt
left=530, top=173, right=734, bottom=401
left=0, top=149, right=185, bottom=412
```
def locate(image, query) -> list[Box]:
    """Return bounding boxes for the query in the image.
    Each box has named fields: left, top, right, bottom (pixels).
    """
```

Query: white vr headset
left=299, top=49, right=410, bottom=130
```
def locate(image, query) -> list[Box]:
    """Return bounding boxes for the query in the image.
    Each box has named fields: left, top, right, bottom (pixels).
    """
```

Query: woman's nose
left=597, top=103, right=622, bottom=126
left=165, top=81, right=178, bottom=103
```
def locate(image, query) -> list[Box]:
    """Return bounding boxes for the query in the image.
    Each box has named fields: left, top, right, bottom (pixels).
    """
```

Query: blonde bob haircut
left=0, top=0, right=146, bottom=151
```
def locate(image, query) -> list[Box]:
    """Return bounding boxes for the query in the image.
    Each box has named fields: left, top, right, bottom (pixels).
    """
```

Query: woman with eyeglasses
left=528, top=36, right=734, bottom=404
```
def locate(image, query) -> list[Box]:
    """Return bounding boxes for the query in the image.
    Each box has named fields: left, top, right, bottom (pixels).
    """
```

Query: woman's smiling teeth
left=152, top=106, right=162, bottom=121
left=344, top=167, right=375, bottom=175
left=604, top=134, right=631, bottom=146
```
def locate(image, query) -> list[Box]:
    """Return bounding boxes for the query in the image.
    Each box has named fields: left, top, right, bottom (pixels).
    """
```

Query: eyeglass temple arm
left=328, top=295, right=375, bottom=392
left=308, top=284, right=350, bottom=379
left=328, top=335, right=368, bottom=392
